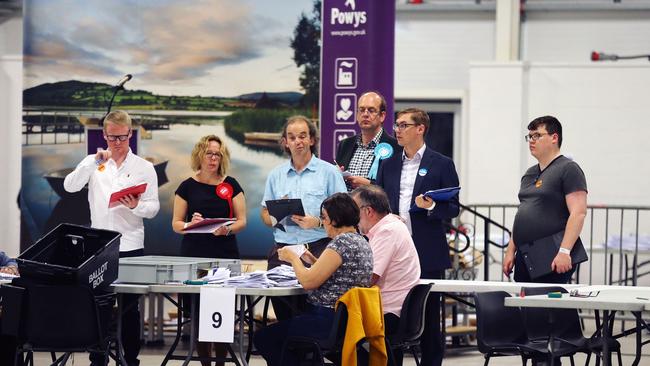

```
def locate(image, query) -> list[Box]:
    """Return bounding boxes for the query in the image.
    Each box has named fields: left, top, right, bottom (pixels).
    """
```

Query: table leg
left=160, top=294, right=183, bottom=366
left=631, top=311, right=644, bottom=366
left=183, top=297, right=198, bottom=366
left=238, top=295, right=249, bottom=366
left=602, top=310, right=612, bottom=366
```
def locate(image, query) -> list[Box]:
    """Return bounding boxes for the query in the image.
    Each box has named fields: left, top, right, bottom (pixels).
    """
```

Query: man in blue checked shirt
left=261, top=115, right=347, bottom=320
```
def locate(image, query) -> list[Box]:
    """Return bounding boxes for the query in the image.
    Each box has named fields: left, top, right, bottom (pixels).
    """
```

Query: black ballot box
left=16, top=223, right=121, bottom=291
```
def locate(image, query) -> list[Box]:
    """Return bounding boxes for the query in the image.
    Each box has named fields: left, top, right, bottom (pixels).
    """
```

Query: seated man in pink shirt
left=351, top=185, right=421, bottom=366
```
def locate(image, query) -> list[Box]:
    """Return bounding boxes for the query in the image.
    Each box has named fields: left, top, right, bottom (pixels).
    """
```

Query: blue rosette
left=367, top=142, right=394, bottom=180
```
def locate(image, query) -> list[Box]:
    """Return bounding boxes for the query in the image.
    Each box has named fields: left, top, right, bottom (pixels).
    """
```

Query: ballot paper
left=222, top=265, right=299, bottom=288
left=284, top=244, right=307, bottom=258
left=201, top=267, right=232, bottom=284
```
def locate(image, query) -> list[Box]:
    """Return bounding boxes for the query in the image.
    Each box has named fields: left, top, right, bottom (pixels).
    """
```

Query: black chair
left=475, top=291, right=547, bottom=366
left=385, top=283, right=432, bottom=366
left=8, top=284, right=118, bottom=366
left=279, top=303, right=349, bottom=366
left=521, top=286, right=622, bottom=366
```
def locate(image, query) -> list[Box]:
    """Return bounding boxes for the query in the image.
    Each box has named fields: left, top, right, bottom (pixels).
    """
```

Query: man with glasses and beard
left=65, top=110, right=159, bottom=366
left=335, top=91, right=398, bottom=191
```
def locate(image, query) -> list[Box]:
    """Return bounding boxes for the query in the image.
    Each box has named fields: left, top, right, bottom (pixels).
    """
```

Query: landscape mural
left=21, top=0, right=322, bottom=258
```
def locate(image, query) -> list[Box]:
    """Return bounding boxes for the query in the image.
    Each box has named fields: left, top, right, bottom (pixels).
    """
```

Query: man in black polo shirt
left=503, top=115, right=588, bottom=284
left=335, top=91, right=398, bottom=191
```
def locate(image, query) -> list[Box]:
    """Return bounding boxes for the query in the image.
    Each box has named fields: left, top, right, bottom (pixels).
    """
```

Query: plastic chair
left=521, top=286, right=622, bottom=366
left=279, top=303, right=349, bottom=366
left=8, top=284, right=118, bottom=366
left=384, top=283, right=432, bottom=366
left=475, top=291, right=547, bottom=366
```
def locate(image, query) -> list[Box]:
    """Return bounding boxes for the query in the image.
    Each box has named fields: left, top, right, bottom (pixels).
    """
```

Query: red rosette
left=216, top=182, right=234, bottom=218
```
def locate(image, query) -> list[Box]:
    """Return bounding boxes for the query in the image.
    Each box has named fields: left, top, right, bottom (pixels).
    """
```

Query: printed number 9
left=212, top=312, right=222, bottom=328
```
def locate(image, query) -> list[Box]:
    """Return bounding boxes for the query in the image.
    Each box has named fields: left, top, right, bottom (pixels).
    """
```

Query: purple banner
left=319, top=0, right=395, bottom=163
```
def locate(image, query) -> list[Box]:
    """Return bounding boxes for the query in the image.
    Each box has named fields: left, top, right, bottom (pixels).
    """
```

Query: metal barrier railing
left=451, top=204, right=650, bottom=285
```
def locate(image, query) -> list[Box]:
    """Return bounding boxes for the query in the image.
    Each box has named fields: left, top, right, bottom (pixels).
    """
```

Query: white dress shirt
left=64, top=149, right=160, bottom=252
left=399, top=144, right=426, bottom=234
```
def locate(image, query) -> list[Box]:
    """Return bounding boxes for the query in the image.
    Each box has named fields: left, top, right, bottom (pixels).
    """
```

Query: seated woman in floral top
left=254, top=192, right=373, bottom=366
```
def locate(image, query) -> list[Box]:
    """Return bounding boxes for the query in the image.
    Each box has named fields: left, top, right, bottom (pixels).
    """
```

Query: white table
left=505, top=286, right=650, bottom=366
left=422, top=279, right=582, bottom=293
left=149, top=284, right=305, bottom=366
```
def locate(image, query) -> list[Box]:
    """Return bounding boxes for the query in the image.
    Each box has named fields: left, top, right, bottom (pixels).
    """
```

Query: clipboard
left=518, top=231, right=588, bottom=280
left=108, top=183, right=147, bottom=208
left=409, top=186, right=460, bottom=212
left=265, top=198, right=305, bottom=232
left=423, top=186, right=460, bottom=201
left=182, top=218, right=237, bottom=234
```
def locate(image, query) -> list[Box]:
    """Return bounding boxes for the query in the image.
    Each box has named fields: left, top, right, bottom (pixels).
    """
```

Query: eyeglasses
left=524, top=132, right=550, bottom=142
left=205, top=151, right=222, bottom=159
left=358, top=107, right=381, bottom=115
left=105, top=134, right=130, bottom=142
left=393, top=123, right=417, bottom=131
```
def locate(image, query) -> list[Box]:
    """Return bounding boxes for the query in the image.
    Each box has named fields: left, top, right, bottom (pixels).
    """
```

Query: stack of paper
left=0, top=272, right=18, bottom=280
left=202, top=267, right=231, bottom=284
left=221, top=265, right=299, bottom=288
left=266, top=265, right=299, bottom=287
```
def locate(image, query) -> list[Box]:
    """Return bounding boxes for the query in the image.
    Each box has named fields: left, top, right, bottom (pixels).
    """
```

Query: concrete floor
left=31, top=328, right=648, bottom=366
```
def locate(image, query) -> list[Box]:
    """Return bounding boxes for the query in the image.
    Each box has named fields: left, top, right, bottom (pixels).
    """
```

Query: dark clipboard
left=265, top=198, right=305, bottom=232
left=518, top=230, right=588, bottom=280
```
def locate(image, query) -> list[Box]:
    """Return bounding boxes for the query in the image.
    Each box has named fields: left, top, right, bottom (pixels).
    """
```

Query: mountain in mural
left=23, top=80, right=303, bottom=110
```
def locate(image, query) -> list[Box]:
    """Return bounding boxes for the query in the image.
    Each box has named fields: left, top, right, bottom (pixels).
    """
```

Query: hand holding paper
left=284, top=244, right=307, bottom=258
left=183, top=218, right=237, bottom=234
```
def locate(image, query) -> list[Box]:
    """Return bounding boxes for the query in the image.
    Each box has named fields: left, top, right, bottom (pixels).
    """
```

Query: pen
left=636, top=297, right=649, bottom=300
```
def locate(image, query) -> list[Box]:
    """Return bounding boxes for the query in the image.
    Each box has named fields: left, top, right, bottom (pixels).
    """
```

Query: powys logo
left=331, top=0, right=367, bottom=28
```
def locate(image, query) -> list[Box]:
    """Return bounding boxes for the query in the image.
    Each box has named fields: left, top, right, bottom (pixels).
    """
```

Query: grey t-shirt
left=307, top=232, right=373, bottom=308
left=512, top=155, right=587, bottom=245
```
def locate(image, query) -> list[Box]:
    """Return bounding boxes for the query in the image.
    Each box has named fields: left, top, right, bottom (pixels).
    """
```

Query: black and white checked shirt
left=346, top=129, right=384, bottom=190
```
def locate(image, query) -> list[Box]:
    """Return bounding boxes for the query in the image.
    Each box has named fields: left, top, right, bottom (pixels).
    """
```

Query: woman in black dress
left=172, top=134, right=247, bottom=366
left=172, top=134, right=247, bottom=259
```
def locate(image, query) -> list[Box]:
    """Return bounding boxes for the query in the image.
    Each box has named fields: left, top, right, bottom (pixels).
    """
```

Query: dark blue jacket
left=377, top=146, right=460, bottom=272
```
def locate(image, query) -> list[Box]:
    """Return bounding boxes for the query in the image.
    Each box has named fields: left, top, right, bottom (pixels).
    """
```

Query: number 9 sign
left=199, top=286, right=235, bottom=342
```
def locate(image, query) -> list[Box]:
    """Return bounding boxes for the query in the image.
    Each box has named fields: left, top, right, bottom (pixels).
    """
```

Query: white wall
left=467, top=62, right=650, bottom=207
left=523, top=10, right=650, bottom=64
left=395, top=11, right=495, bottom=97
left=0, top=16, right=22, bottom=256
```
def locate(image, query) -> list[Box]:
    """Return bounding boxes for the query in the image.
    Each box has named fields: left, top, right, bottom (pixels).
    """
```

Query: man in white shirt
left=376, top=108, right=460, bottom=366
left=351, top=185, right=420, bottom=366
left=64, top=110, right=159, bottom=366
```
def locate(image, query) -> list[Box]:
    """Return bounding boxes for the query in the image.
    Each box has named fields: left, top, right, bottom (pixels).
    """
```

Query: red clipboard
left=182, top=218, right=237, bottom=233
left=108, top=183, right=147, bottom=208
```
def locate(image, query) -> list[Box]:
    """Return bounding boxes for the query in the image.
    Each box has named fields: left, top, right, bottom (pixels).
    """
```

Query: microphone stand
left=100, top=75, right=131, bottom=126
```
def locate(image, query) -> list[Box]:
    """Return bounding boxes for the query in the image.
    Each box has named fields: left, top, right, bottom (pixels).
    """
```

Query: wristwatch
left=558, top=247, right=571, bottom=255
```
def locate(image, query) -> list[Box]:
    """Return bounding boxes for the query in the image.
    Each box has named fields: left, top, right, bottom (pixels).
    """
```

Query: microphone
left=591, top=51, right=619, bottom=61
left=116, top=74, right=133, bottom=87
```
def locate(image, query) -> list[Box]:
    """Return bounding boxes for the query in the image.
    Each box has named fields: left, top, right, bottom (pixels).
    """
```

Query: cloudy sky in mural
left=24, top=0, right=314, bottom=96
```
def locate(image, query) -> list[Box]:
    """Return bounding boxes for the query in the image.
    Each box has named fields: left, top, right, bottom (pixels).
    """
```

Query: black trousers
left=420, top=270, right=444, bottom=366
left=384, top=312, right=402, bottom=366
left=267, top=238, right=330, bottom=321
left=91, top=249, right=143, bottom=366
